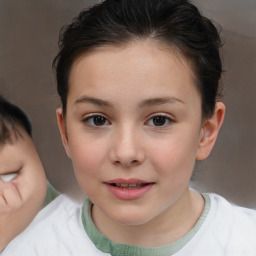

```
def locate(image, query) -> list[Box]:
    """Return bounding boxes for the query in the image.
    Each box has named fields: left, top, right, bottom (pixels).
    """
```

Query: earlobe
left=56, top=108, right=72, bottom=158
left=196, top=102, right=225, bottom=160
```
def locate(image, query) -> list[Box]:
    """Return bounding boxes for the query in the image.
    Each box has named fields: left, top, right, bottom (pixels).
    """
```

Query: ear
left=196, top=102, right=225, bottom=160
left=56, top=108, right=72, bottom=158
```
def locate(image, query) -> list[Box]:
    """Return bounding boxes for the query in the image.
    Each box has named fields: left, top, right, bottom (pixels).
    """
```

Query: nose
left=109, top=126, right=145, bottom=168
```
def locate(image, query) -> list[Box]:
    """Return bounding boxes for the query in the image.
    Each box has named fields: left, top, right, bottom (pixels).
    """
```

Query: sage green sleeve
left=42, top=181, right=60, bottom=208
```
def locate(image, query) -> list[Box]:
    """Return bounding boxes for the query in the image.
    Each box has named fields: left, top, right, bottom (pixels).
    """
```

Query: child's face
left=57, top=41, right=216, bottom=226
left=0, top=126, right=47, bottom=221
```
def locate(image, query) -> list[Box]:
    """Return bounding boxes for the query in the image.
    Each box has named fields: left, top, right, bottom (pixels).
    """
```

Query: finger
left=0, top=180, right=8, bottom=205
left=0, top=192, right=7, bottom=205
left=0, top=192, right=9, bottom=214
left=1, top=183, right=23, bottom=209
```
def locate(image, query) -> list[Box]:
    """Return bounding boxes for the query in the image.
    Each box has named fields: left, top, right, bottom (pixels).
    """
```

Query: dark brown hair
left=53, top=0, right=223, bottom=118
left=0, top=95, right=32, bottom=145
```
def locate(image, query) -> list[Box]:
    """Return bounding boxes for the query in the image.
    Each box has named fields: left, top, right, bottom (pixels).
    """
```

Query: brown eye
left=152, top=116, right=167, bottom=126
left=147, top=115, right=173, bottom=127
left=93, top=116, right=107, bottom=126
left=83, top=115, right=110, bottom=127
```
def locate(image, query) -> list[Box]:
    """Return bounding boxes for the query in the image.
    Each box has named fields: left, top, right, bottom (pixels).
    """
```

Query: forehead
left=0, top=127, right=35, bottom=175
left=73, top=40, right=193, bottom=72
left=0, top=124, right=28, bottom=148
left=69, top=41, right=197, bottom=93
left=0, top=123, right=16, bottom=146
left=0, top=127, right=35, bottom=168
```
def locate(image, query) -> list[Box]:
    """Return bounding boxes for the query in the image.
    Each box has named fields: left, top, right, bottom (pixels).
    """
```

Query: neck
left=91, top=188, right=204, bottom=247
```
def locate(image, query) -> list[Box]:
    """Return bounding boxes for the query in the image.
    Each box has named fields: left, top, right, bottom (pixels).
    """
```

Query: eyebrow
left=74, top=96, right=184, bottom=108
left=74, top=96, right=113, bottom=107
left=139, top=97, right=184, bottom=108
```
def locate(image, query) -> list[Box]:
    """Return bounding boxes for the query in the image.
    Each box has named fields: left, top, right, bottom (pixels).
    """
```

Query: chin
left=108, top=208, right=153, bottom=226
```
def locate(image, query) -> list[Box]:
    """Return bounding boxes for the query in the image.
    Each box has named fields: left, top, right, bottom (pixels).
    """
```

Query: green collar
left=82, top=194, right=210, bottom=256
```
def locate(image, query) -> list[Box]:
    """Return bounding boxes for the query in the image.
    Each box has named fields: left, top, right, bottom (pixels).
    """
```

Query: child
left=3, top=0, right=256, bottom=255
left=0, top=96, right=59, bottom=252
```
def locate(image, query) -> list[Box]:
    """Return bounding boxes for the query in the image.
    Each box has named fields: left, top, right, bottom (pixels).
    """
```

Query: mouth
left=109, top=183, right=151, bottom=189
left=104, top=179, right=154, bottom=200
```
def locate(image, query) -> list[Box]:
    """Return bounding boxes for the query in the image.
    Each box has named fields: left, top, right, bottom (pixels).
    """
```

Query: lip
left=104, top=178, right=155, bottom=200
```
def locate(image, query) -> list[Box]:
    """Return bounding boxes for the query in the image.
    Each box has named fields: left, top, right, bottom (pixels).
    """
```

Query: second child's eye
left=0, top=172, right=19, bottom=182
left=83, top=115, right=110, bottom=127
left=146, top=115, right=172, bottom=127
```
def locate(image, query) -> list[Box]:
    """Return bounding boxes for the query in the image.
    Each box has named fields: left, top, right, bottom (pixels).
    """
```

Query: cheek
left=15, top=159, right=47, bottom=203
left=149, top=134, right=198, bottom=177
left=69, top=139, right=108, bottom=180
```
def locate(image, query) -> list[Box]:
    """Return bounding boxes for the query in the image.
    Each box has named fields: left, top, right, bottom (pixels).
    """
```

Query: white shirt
left=2, top=194, right=256, bottom=256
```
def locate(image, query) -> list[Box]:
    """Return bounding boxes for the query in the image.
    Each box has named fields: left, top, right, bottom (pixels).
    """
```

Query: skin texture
left=0, top=127, right=47, bottom=251
left=57, top=40, right=225, bottom=247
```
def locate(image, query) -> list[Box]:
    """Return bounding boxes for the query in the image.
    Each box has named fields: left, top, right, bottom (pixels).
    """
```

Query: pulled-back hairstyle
left=0, top=95, right=32, bottom=145
left=53, top=0, right=222, bottom=119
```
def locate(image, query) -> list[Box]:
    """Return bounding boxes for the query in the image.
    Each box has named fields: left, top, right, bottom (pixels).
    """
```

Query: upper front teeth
left=116, top=183, right=143, bottom=188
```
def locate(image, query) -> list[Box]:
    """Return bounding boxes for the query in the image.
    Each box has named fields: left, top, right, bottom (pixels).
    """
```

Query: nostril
left=115, top=160, right=121, bottom=165
left=127, top=159, right=140, bottom=167
left=114, top=159, right=139, bottom=167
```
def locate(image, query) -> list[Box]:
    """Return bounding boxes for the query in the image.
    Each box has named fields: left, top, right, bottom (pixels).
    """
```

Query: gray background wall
left=0, top=0, right=255, bottom=207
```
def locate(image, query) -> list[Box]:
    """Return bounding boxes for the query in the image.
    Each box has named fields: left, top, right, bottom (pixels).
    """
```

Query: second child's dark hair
left=0, top=95, right=32, bottom=145
left=53, top=0, right=222, bottom=119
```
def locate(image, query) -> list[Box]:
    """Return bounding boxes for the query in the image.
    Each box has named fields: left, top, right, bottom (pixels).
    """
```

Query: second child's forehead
left=0, top=126, right=34, bottom=168
left=0, top=132, right=26, bottom=176
left=0, top=123, right=16, bottom=147
left=0, top=125, right=29, bottom=148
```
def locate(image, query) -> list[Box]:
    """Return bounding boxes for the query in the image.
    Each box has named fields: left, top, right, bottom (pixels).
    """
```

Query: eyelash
left=82, top=113, right=174, bottom=128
